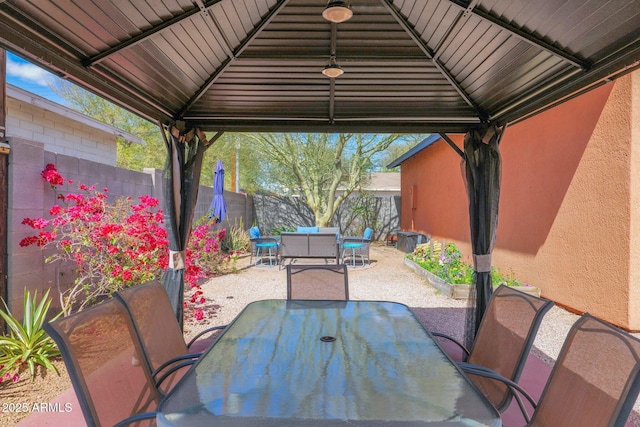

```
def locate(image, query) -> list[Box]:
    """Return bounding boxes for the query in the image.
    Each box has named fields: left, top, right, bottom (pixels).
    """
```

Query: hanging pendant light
left=322, top=1, right=353, bottom=23
left=322, top=55, right=344, bottom=78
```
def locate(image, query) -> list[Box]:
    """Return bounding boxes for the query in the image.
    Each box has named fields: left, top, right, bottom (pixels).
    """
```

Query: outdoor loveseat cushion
left=296, top=226, right=319, bottom=233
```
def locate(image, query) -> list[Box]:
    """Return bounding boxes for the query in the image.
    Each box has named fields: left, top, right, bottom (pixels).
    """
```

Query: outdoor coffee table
left=157, top=300, right=501, bottom=426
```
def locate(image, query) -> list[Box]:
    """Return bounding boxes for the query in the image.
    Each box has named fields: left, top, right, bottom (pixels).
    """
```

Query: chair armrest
left=459, top=362, right=537, bottom=423
left=431, top=332, right=471, bottom=360
left=113, top=411, right=157, bottom=427
left=152, top=352, right=202, bottom=380
left=251, top=236, right=280, bottom=241
left=154, top=359, right=198, bottom=396
left=341, top=237, right=365, bottom=244
left=187, top=325, right=227, bottom=349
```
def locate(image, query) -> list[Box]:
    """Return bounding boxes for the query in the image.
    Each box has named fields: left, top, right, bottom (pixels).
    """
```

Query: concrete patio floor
left=15, top=245, right=640, bottom=427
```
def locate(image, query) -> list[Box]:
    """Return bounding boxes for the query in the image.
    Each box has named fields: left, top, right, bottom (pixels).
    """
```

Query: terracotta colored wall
left=400, top=71, right=640, bottom=330
left=629, top=71, right=640, bottom=329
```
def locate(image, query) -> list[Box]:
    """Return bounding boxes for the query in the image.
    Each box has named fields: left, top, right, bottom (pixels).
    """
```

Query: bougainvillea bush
left=20, top=164, right=226, bottom=319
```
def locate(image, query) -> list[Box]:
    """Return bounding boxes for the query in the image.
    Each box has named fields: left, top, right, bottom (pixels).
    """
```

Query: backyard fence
left=253, top=193, right=400, bottom=240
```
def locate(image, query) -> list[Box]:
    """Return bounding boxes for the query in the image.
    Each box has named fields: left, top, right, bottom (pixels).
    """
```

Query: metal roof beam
left=494, top=39, right=640, bottom=123
left=176, top=0, right=290, bottom=118
left=443, top=0, right=588, bottom=69
left=439, top=133, right=464, bottom=158
left=379, top=0, right=487, bottom=122
left=83, top=0, right=225, bottom=67
left=0, top=17, right=170, bottom=122
left=184, top=119, right=479, bottom=133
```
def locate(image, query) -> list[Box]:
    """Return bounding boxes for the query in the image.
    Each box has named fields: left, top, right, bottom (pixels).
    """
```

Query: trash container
left=397, top=232, right=430, bottom=253
left=397, top=232, right=418, bottom=253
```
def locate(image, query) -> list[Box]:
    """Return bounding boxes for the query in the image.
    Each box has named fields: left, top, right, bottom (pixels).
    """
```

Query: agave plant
left=0, top=289, right=61, bottom=381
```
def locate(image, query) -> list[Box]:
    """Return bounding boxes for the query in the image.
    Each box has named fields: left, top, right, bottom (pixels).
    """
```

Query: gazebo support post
left=160, top=123, right=223, bottom=329
left=462, top=124, right=505, bottom=347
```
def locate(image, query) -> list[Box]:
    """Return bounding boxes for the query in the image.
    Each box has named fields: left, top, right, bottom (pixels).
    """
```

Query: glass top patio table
left=157, top=300, right=501, bottom=426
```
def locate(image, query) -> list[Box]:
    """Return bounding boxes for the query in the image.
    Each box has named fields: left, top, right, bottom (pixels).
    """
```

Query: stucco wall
left=400, top=72, right=640, bottom=330
left=629, top=71, right=640, bottom=329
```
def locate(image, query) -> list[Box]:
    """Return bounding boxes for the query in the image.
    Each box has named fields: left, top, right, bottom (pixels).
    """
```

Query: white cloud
left=6, top=57, right=54, bottom=87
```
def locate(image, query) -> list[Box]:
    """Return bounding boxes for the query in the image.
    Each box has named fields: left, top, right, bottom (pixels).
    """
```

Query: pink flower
left=41, top=164, right=65, bottom=186
left=21, top=217, right=50, bottom=229
left=193, top=309, right=204, bottom=321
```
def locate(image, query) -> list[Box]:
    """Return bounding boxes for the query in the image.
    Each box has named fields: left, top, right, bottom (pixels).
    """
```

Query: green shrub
left=492, top=267, right=524, bottom=287
left=408, top=242, right=525, bottom=287
left=0, top=289, right=61, bottom=382
left=220, top=217, right=250, bottom=253
left=270, top=226, right=295, bottom=235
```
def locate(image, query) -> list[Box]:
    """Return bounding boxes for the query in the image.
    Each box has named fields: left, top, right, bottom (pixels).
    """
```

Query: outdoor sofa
left=279, top=229, right=340, bottom=266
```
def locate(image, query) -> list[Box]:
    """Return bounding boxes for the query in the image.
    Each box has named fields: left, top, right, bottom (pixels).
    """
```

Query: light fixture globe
left=322, top=1, right=353, bottom=23
left=322, top=55, right=344, bottom=78
left=322, top=64, right=344, bottom=78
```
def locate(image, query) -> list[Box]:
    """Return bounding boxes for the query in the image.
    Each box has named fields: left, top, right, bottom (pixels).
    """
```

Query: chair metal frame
left=340, top=228, right=373, bottom=267
left=461, top=313, right=640, bottom=426
left=286, top=263, right=349, bottom=300
left=114, top=281, right=226, bottom=396
left=253, top=236, right=280, bottom=266
left=44, top=298, right=159, bottom=427
left=433, top=284, right=553, bottom=412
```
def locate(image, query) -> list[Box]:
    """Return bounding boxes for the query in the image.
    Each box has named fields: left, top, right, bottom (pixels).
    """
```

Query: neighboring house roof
left=7, top=84, right=143, bottom=145
left=363, top=172, right=400, bottom=192
left=338, top=172, right=400, bottom=193
left=387, top=135, right=441, bottom=169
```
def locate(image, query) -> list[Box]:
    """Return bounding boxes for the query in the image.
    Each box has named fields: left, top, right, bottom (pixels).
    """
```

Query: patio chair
left=114, top=281, right=226, bottom=396
left=462, top=313, right=640, bottom=426
left=249, top=225, right=279, bottom=266
left=433, top=285, right=553, bottom=413
left=43, top=298, right=159, bottom=427
left=341, top=227, right=373, bottom=267
left=286, top=264, right=349, bottom=300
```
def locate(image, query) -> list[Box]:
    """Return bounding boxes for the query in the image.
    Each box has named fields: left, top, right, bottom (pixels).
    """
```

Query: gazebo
left=1, top=0, right=639, bottom=330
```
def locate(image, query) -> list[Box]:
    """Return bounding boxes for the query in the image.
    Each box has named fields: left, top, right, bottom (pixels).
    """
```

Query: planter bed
left=404, top=257, right=541, bottom=299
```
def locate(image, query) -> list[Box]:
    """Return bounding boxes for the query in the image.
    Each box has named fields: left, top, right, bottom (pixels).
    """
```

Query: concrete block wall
left=6, top=95, right=118, bottom=165
left=253, top=194, right=400, bottom=240
left=7, top=139, right=153, bottom=315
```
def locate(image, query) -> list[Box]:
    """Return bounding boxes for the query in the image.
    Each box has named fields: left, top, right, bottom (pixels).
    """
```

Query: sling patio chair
left=286, top=263, right=349, bottom=300
left=461, top=313, right=640, bottom=426
left=44, top=297, right=159, bottom=427
left=432, top=284, right=553, bottom=413
left=114, top=281, right=226, bottom=396
left=249, top=225, right=279, bottom=267
left=340, top=227, right=373, bottom=267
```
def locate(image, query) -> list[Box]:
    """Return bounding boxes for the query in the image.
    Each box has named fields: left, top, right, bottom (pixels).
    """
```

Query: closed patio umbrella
left=209, top=160, right=227, bottom=223
left=464, top=125, right=503, bottom=343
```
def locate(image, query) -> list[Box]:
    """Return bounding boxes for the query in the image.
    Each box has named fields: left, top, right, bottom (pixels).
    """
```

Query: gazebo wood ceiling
left=0, top=0, right=639, bottom=133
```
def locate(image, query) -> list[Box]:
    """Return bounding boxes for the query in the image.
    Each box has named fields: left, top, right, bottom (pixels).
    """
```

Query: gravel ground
left=185, top=243, right=640, bottom=426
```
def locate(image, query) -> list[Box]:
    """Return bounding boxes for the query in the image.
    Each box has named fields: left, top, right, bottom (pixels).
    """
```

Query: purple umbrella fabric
left=209, top=160, right=227, bottom=223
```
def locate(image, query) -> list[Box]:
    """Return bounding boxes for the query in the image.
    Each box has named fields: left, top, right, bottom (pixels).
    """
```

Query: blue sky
left=5, top=52, right=67, bottom=105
